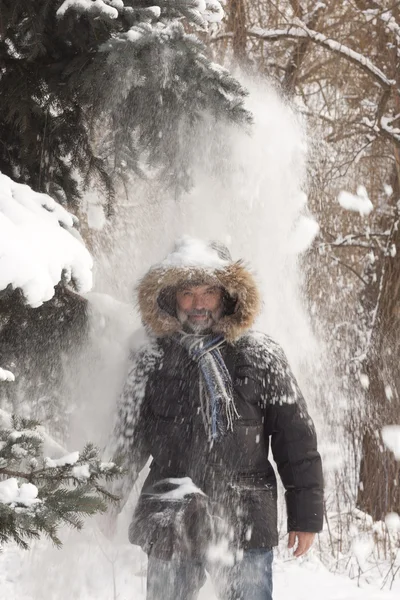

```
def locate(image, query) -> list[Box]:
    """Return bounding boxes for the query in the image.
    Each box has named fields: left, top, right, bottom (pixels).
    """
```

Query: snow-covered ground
left=1, top=532, right=398, bottom=599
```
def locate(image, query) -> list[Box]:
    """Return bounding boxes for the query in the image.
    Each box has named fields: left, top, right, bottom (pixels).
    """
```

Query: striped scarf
left=176, top=333, right=238, bottom=441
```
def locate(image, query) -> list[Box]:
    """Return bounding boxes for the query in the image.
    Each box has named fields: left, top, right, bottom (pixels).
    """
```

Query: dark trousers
left=147, top=548, right=273, bottom=600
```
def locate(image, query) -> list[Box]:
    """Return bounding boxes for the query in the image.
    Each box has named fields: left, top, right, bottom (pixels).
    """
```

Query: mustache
left=186, top=309, right=211, bottom=317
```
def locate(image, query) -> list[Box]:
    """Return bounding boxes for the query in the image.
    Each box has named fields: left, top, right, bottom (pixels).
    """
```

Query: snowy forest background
left=1, top=1, right=400, bottom=598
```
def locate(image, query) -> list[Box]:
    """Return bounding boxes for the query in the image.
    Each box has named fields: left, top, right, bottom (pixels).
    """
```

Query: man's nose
left=193, top=295, right=205, bottom=309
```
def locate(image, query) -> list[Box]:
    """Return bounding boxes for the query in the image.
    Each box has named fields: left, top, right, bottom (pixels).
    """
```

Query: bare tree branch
left=247, top=22, right=395, bottom=90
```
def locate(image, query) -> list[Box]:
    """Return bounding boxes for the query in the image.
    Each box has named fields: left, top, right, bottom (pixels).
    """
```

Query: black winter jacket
left=114, top=331, right=324, bottom=557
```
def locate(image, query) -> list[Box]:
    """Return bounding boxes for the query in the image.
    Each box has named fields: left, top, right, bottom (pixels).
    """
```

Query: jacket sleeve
left=107, top=349, right=153, bottom=513
left=264, top=343, right=324, bottom=534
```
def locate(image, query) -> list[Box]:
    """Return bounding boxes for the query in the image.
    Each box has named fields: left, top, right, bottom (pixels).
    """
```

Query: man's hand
left=288, top=531, right=315, bottom=557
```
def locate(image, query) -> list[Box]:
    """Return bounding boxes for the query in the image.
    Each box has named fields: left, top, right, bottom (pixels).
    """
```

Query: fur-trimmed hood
left=137, top=237, right=261, bottom=342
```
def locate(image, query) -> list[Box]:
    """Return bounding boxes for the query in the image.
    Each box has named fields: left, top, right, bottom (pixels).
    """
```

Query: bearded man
left=111, top=237, right=323, bottom=600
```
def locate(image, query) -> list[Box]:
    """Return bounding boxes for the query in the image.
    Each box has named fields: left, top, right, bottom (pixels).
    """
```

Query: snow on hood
left=0, top=172, right=93, bottom=307
left=161, top=236, right=230, bottom=269
left=137, top=236, right=261, bottom=342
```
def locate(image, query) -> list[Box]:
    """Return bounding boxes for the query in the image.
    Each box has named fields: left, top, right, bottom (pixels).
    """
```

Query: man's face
left=176, top=285, right=224, bottom=332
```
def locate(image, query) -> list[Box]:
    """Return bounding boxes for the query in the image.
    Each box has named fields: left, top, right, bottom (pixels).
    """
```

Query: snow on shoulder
left=0, top=172, right=93, bottom=307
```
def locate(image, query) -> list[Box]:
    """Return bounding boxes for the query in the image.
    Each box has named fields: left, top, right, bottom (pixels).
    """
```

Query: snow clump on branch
left=0, top=172, right=93, bottom=307
left=57, top=0, right=225, bottom=26
left=0, top=479, right=40, bottom=508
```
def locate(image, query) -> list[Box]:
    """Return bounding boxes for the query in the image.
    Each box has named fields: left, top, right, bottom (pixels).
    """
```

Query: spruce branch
left=0, top=414, right=124, bottom=550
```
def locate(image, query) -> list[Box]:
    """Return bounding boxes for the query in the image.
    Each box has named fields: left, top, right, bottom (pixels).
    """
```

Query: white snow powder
left=87, top=204, right=106, bottom=230
left=203, top=0, right=224, bottom=23
left=0, top=478, right=19, bottom=504
left=385, top=512, right=400, bottom=532
left=99, top=462, right=116, bottom=472
left=0, top=367, right=15, bottom=382
left=384, top=184, right=393, bottom=197
left=385, top=385, right=393, bottom=401
left=9, top=429, right=44, bottom=442
left=381, top=425, right=400, bottom=460
left=161, top=236, right=229, bottom=269
left=207, top=538, right=235, bottom=566
left=158, top=477, right=205, bottom=500
left=338, top=187, right=373, bottom=216
left=11, top=444, right=28, bottom=458
left=107, top=0, right=124, bottom=9
left=17, top=483, right=40, bottom=506
left=72, top=464, right=91, bottom=479
left=126, top=28, right=144, bottom=42
left=351, top=535, right=374, bottom=566
left=192, top=0, right=225, bottom=22
left=147, top=6, right=161, bottom=19
left=288, top=215, right=319, bottom=254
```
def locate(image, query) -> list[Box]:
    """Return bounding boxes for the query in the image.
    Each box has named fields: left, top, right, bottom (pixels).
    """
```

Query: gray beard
left=181, top=321, right=214, bottom=335
left=177, top=307, right=223, bottom=334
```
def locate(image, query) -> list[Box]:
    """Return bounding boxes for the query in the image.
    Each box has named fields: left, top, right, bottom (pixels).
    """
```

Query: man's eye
left=182, top=292, right=192, bottom=297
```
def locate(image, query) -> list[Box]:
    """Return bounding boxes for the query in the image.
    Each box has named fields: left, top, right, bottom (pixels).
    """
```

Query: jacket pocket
left=226, top=482, right=278, bottom=549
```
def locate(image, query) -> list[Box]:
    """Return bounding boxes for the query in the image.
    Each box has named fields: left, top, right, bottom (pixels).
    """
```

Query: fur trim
left=137, top=261, right=261, bottom=342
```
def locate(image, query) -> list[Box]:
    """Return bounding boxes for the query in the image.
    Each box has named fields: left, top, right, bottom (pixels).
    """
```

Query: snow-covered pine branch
left=0, top=413, right=123, bottom=549
left=0, top=172, right=93, bottom=307
left=57, top=0, right=121, bottom=21
left=57, top=0, right=225, bottom=30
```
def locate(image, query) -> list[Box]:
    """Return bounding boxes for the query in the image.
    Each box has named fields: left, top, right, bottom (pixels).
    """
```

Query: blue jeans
left=147, top=549, right=273, bottom=600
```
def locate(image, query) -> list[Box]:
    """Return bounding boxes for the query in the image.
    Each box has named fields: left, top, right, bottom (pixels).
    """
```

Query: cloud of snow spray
left=18, top=79, right=328, bottom=600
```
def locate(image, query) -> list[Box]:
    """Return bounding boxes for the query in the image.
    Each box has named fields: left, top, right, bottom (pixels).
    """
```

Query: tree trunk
left=355, top=3, right=400, bottom=521
left=357, top=163, right=400, bottom=519
left=227, top=0, right=248, bottom=64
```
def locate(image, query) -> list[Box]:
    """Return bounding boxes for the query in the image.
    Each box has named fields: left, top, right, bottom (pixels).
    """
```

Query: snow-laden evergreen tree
left=0, top=0, right=251, bottom=209
left=0, top=172, right=94, bottom=440
left=0, top=410, right=122, bottom=549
